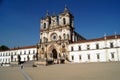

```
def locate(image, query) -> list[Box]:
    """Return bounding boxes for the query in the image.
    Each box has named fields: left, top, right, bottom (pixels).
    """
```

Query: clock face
left=51, top=33, right=57, bottom=41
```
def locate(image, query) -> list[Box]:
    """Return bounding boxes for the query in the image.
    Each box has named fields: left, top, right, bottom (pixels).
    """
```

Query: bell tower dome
left=59, top=6, right=74, bottom=27
left=40, top=11, right=51, bottom=30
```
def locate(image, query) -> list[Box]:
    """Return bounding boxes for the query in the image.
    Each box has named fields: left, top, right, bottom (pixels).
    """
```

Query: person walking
left=21, top=64, right=23, bottom=69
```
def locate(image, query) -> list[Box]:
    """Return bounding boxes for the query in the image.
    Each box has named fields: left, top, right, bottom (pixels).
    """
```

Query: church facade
left=38, top=7, right=85, bottom=63
left=38, top=7, right=120, bottom=63
left=0, top=7, right=120, bottom=66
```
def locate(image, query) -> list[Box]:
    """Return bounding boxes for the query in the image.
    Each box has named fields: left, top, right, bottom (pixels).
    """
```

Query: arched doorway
left=52, top=49, right=57, bottom=59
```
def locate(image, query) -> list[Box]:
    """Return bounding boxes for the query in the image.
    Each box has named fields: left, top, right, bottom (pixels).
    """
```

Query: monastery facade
left=0, top=7, right=120, bottom=65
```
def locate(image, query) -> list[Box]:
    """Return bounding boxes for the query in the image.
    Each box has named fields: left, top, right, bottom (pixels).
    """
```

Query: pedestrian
left=21, top=64, right=23, bottom=69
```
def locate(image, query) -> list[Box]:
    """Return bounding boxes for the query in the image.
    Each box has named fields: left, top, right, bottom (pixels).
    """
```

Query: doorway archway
left=52, top=49, right=57, bottom=59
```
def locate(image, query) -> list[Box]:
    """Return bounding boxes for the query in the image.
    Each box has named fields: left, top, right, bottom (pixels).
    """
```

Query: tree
left=0, top=45, right=9, bottom=51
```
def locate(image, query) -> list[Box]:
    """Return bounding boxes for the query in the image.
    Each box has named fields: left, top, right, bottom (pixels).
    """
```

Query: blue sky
left=0, top=0, right=120, bottom=48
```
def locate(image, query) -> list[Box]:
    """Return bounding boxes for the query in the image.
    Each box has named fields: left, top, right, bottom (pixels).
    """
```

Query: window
left=78, top=46, right=81, bottom=50
left=45, top=38, right=48, bottom=43
left=42, top=47, right=44, bottom=51
left=79, top=55, right=81, bottom=60
left=20, top=51, right=22, bottom=55
left=88, top=54, right=90, bottom=60
left=110, top=42, right=114, bottom=48
left=53, top=36, right=56, bottom=40
left=24, top=58, right=26, bottom=61
left=6, top=59, right=7, bottom=63
left=11, top=52, right=13, bottom=55
left=111, top=52, right=114, bottom=59
left=14, top=52, right=16, bottom=55
left=3, top=53, right=4, bottom=56
left=59, top=36, right=61, bottom=40
left=96, top=44, right=99, bottom=49
left=63, top=18, right=66, bottom=25
left=9, top=53, right=10, bottom=56
left=9, top=59, right=10, bottom=63
left=63, top=33, right=66, bottom=39
left=33, top=50, right=35, bottom=54
left=44, top=23, right=46, bottom=29
left=67, top=34, right=69, bottom=39
left=29, top=50, right=30, bottom=54
left=49, top=18, right=51, bottom=24
left=97, top=54, right=100, bottom=59
left=87, top=45, right=90, bottom=50
left=57, top=16, right=59, bottom=24
left=24, top=51, right=26, bottom=55
left=71, top=46, right=74, bottom=51
left=51, top=33, right=57, bottom=41
left=71, top=55, right=74, bottom=60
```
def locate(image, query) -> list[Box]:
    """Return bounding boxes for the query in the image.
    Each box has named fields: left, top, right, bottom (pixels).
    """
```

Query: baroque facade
left=0, top=7, right=120, bottom=65
left=38, top=7, right=85, bottom=62
left=38, top=7, right=120, bottom=63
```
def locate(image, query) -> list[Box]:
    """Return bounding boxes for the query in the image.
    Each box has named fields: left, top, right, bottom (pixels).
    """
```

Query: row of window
left=0, top=58, right=11, bottom=63
left=71, top=53, right=115, bottom=61
left=43, top=18, right=67, bottom=29
left=71, top=42, right=116, bottom=51
left=0, top=50, right=36, bottom=56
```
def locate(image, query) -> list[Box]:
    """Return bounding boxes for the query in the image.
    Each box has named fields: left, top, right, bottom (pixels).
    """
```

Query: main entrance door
left=52, top=49, right=57, bottom=59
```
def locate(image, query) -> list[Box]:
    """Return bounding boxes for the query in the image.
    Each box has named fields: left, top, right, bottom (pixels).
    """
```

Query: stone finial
left=46, top=10, right=49, bottom=16
left=104, top=33, right=107, bottom=40
left=115, top=32, right=117, bottom=38
left=64, top=5, right=69, bottom=13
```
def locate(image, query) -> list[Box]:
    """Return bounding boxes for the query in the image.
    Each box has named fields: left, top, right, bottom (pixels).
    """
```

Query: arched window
left=59, top=36, right=61, bottom=40
left=63, top=33, right=66, bottom=39
left=67, top=34, right=69, bottom=39
left=43, top=37, right=45, bottom=42
left=44, top=23, right=46, bottom=29
left=63, top=18, right=66, bottom=25
left=45, top=38, right=48, bottom=42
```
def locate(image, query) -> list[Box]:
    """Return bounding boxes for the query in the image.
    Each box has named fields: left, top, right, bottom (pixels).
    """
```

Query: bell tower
left=38, top=7, right=85, bottom=64
left=59, top=6, right=74, bottom=27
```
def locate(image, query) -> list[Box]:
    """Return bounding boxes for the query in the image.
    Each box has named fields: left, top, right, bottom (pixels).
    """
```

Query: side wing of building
left=0, top=45, right=37, bottom=65
left=68, top=35, right=120, bottom=63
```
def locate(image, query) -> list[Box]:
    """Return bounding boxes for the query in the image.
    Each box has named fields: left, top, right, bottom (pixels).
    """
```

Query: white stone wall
left=0, top=47, right=37, bottom=64
left=68, top=39, right=120, bottom=63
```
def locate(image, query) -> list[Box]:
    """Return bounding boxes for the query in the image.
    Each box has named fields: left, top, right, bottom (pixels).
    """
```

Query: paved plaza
left=0, top=62, right=120, bottom=80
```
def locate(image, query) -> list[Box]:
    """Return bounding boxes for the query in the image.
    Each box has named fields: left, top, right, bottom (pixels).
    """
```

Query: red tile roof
left=0, top=45, right=37, bottom=52
left=72, top=35, right=120, bottom=44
